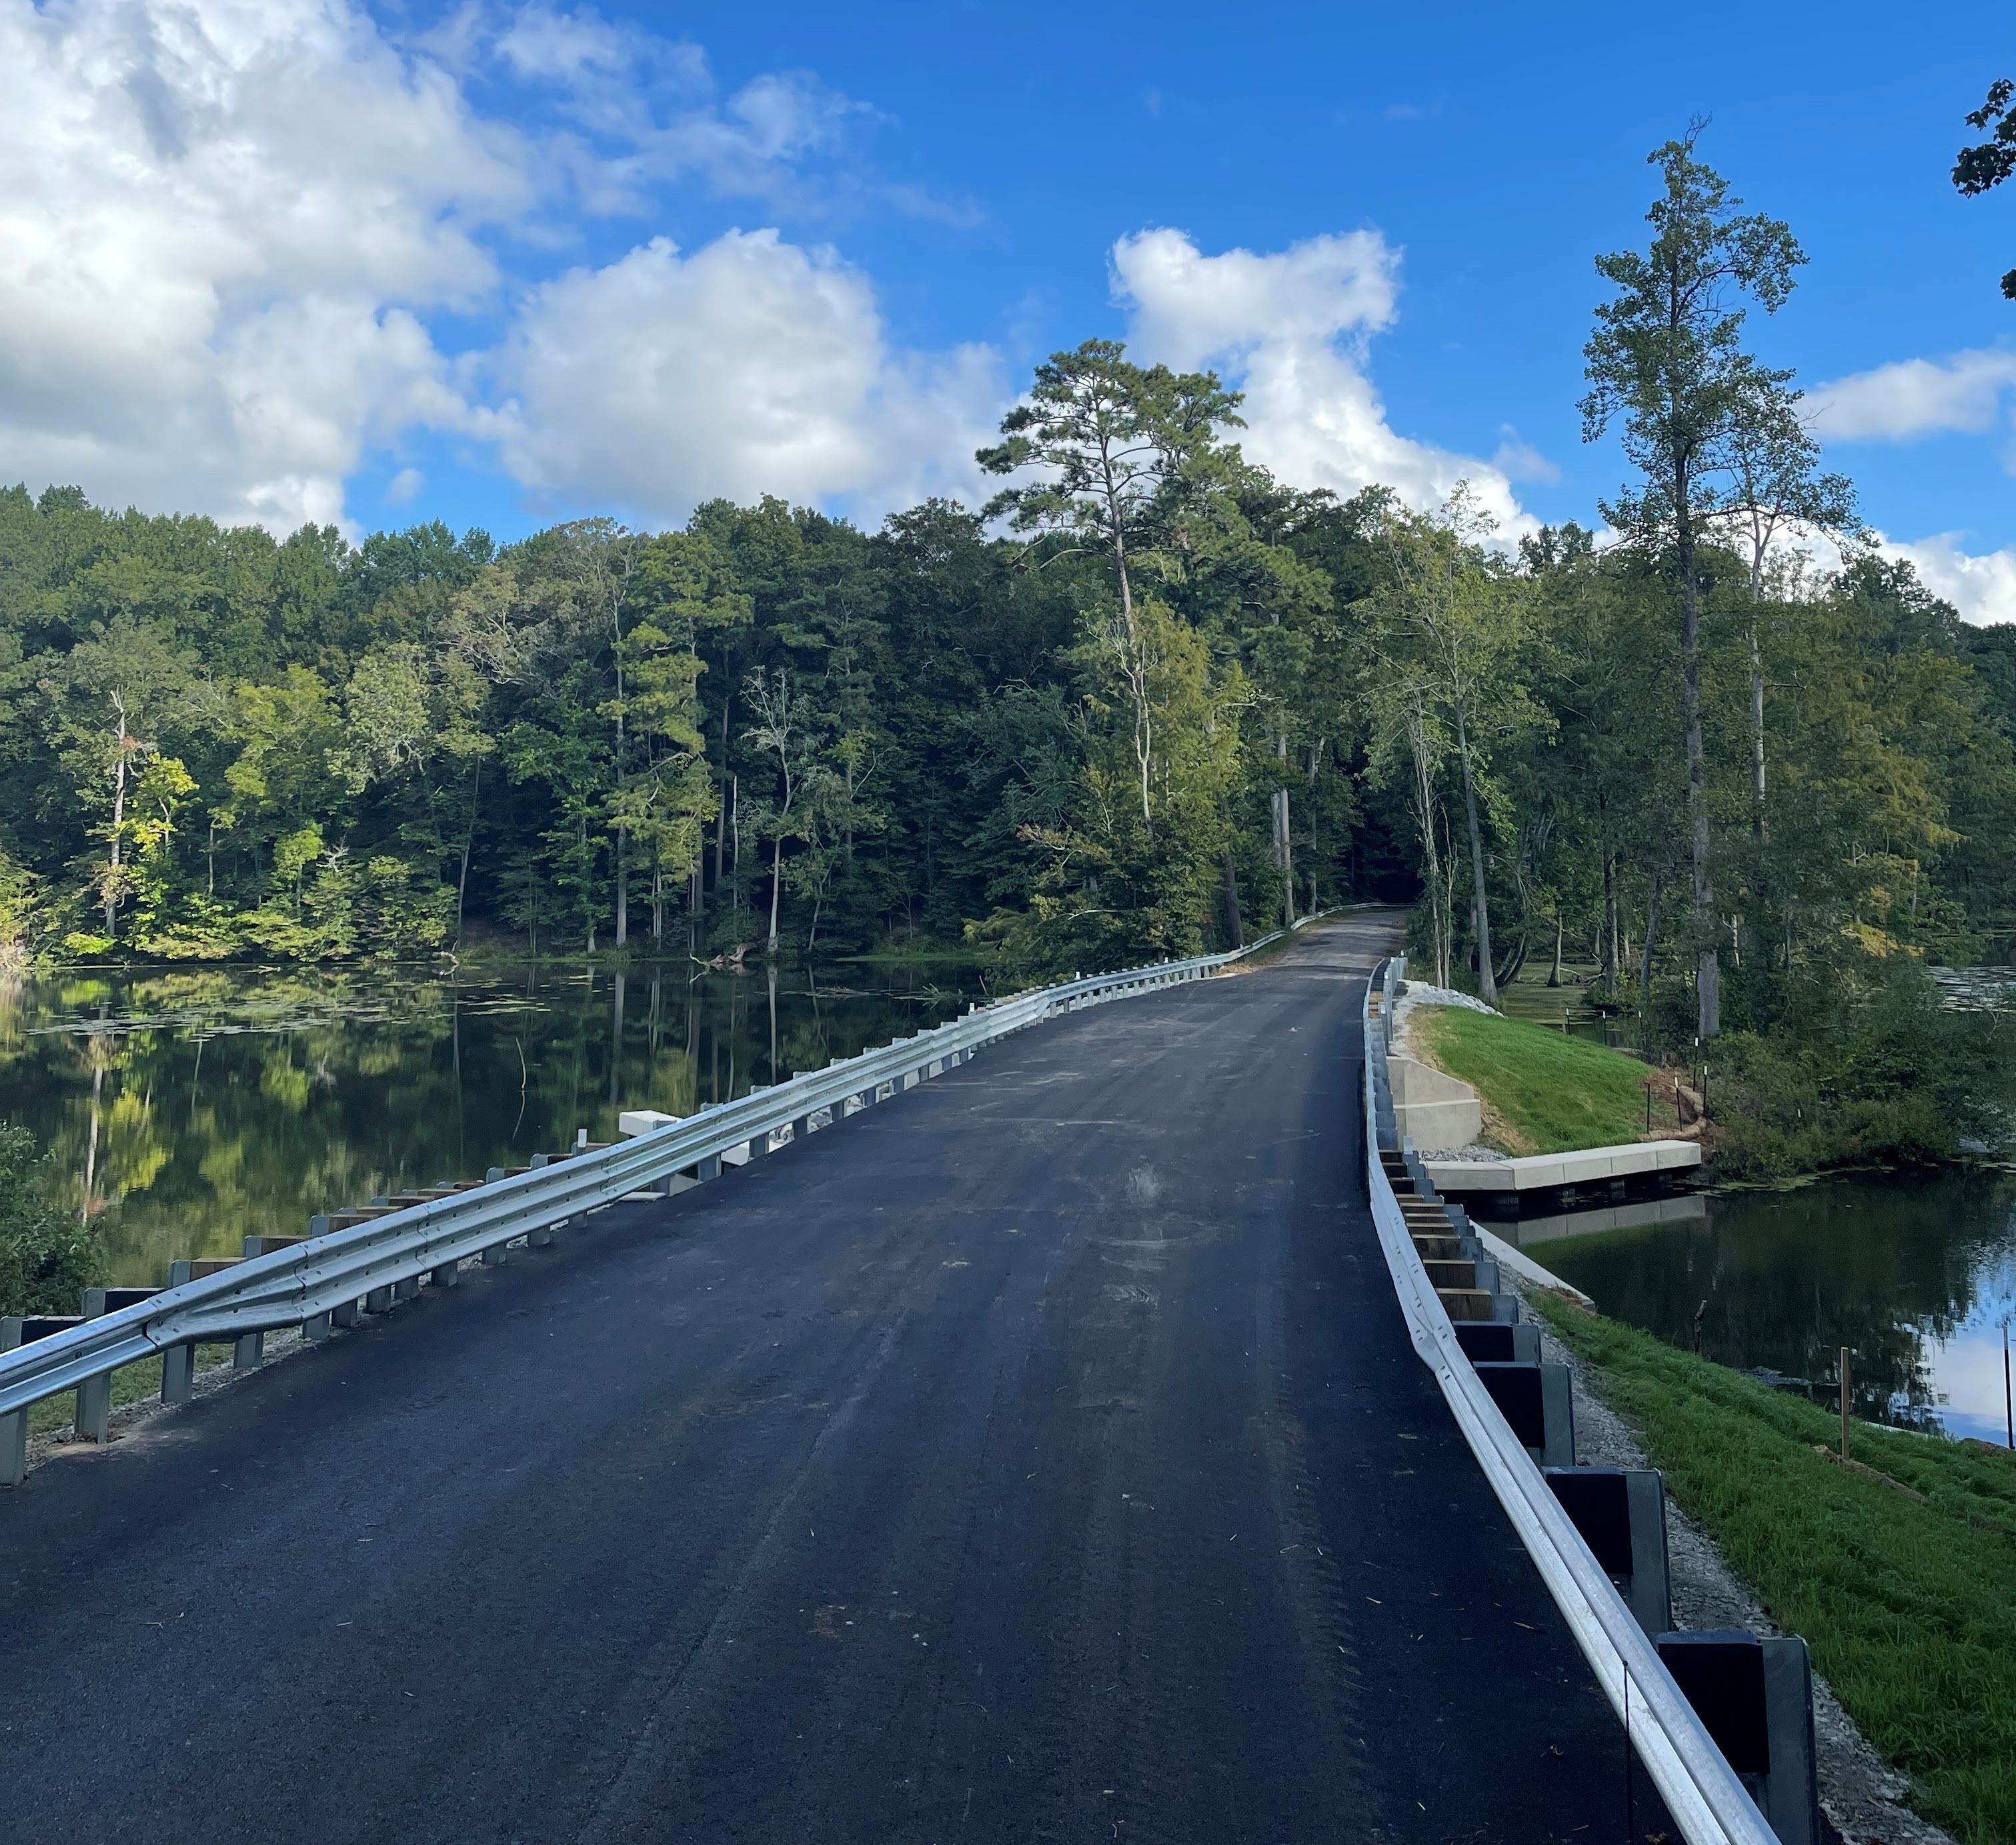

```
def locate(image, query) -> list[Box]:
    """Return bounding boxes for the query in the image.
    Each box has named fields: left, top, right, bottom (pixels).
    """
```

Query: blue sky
left=6, top=0, right=2016, bottom=615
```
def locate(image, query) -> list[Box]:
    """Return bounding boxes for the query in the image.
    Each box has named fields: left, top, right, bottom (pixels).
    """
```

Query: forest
left=3, top=138, right=2015, bottom=1174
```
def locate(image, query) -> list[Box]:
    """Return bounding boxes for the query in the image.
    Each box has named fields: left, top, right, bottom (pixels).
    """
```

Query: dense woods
left=2, top=141, right=2014, bottom=1173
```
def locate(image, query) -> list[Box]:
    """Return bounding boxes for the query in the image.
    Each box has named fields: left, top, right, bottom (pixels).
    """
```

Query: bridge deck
left=0, top=917, right=1630, bottom=1842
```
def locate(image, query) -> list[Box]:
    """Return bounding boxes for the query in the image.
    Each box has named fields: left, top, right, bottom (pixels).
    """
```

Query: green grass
left=1535, top=1293, right=2016, bottom=1844
left=1410, top=1003, right=1677, bottom=1153
left=25, top=1345, right=236, bottom=1436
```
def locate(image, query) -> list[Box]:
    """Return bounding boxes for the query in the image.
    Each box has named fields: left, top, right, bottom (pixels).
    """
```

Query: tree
left=0, top=1124, right=99, bottom=1318
left=41, top=614, right=199, bottom=949
left=743, top=667, right=816, bottom=956
left=1711, top=372, right=1861, bottom=845
left=1368, top=489, right=1542, bottom=1004
left=1953, top=79, right=2016, bottom=299
left=978, top=340, right=1243, bottom=829
left=1581, top=125, right=1805, bottom=1037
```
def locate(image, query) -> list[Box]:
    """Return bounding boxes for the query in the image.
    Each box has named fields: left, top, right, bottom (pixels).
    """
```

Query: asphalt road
left=0, top=916, right=1639, bottom=1843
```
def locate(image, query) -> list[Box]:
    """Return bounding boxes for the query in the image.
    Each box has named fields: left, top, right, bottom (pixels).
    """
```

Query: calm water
left=1515, top=1174, right=2016, bottom=1444
left=0, top=962, right=974, bottom=1290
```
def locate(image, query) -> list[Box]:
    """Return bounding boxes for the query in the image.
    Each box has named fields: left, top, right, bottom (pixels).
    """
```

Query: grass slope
left=1409, top=1003, right=1678, bottom=1154
left=1535, top=1294, right=2016, bottom=1844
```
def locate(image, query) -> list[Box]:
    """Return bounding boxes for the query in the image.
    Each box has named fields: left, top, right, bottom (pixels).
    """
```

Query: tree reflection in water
left=1531, top=1173, right=2016, bottom=1442
left=0, top=961, right=974, bottom=1288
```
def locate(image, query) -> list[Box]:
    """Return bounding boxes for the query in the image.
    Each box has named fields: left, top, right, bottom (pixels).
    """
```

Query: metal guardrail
left=1361, top=956, right=1777, bottom=1845
left=0, top=921, right=1316, bottom=1445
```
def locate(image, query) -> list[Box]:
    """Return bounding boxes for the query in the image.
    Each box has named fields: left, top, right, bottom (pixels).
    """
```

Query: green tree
left=1368, top=489, right=1544, bottom=1004
left=1953, top=79, right=2016, bottom=299
left=0, top=1124, right=100, bottom=1318
left=978, top=339, right=1243, bottom=829
left=1581, top=125, right=1805, bottom=1036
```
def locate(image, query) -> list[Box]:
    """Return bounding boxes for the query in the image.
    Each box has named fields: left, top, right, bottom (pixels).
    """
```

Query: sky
left=7, top=1, right=2016, bottom=619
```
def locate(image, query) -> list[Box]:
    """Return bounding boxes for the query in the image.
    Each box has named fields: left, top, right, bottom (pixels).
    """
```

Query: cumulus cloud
left=0, top=0, right=537, bottom=527
left=1879, top=531, right=2016, bottom=626
left=0, top=0, right=970, bottom=532
left=1808, top=349, right=2016, bottom=442
left=488, top=230, right=1000, bottom=519
left=1112, top=227, right=1537, bottom=539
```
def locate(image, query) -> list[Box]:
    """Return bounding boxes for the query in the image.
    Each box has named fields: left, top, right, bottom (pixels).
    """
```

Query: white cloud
left=3, top=12, right=1542, bottom=545
left=1807, top=349, right=2016, bottom=442
left=1112, top=227, right=1537, bottom=539
left=0, top=0, right=534, bottom=528
left=1490, top=426, right=1561, bottom=486
left=1880, top=531, right=2016, bottom=625
left=488, top=230, right=1000, bottom=520
left=0, top=0, right=950, bottom=533
left=386, top=466, right=426, bottom=505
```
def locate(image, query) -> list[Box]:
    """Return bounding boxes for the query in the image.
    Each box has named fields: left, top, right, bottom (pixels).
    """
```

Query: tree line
left=2, top=133, right=2015, bottom=1174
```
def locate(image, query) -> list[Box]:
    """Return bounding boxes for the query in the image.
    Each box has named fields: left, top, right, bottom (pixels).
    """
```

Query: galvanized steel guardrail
left=0, top=921, right=1314, bottom=1441
left=1362, top=956, right=1778, bottom=1845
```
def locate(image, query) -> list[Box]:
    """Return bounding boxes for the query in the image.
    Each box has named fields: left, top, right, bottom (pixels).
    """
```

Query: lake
left=1513, top=1172, right=2016, bottom=1444
left=0, top=960, right=975, bottom=1292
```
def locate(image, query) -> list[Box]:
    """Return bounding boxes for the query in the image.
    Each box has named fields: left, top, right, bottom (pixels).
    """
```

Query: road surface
left=0, top=915, right=1637, bottom=1842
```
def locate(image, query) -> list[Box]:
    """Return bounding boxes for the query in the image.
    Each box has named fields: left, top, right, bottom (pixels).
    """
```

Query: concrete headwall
left=1388, top=1055, right=1482, bottom=1150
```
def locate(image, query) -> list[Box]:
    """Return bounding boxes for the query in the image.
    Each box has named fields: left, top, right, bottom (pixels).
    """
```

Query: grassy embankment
left=1408, top=1002, right=1685, bottom=1153
left=1535, top=1292, right=2016, bottom=1844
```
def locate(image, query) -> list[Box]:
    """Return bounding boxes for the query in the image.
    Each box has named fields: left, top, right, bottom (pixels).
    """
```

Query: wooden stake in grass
left=2004, top=1325, right=2012, bottom=1452
left=1841, top=1346, right=1853, bottom=1462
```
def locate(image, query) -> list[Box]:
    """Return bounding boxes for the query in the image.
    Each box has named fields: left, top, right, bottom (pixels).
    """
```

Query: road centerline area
left=0, top=918, right=1627, bottom=1843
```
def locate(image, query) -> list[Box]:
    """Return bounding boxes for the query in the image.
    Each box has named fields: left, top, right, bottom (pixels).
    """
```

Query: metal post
left=161, top=1260, right=198, bottom=1404
left=330, top=1299, right=363, bottom=1328
left=1, top=1319, right=27, bottom=1486
left=230, top=1238, right=271, bottom=1368
left=2004, top=1324, right=2011, bottom=1450
left=75, top=1288, right=113, bottom=1441
left=1839, top=1348, right=1851, bottom=1461
left=365, top=1285, right=395, bottom=1312
left=431, top=1262, right=460, bottom=1288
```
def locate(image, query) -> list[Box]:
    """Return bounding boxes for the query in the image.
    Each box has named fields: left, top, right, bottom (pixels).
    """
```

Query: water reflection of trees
left=1539, top=1173, right=2016, bottom=1424
left=0, top=962, right=970, bottom=1288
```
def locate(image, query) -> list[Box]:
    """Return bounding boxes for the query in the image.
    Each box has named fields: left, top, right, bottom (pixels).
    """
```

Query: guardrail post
left=1545, top=1467, right=1673, bottom=1640
left=231, top=1238, right=267, bottom=1368
left=1, top=1320, right=27, bottom=1484
left=161, top=1261, right=199, bottom=1403
left=1656, top=1632, right=1819, bottom=1845
left=74, top=1288, right=113, bottom=1441
left=365, top=1284, right=396, bottom=1311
